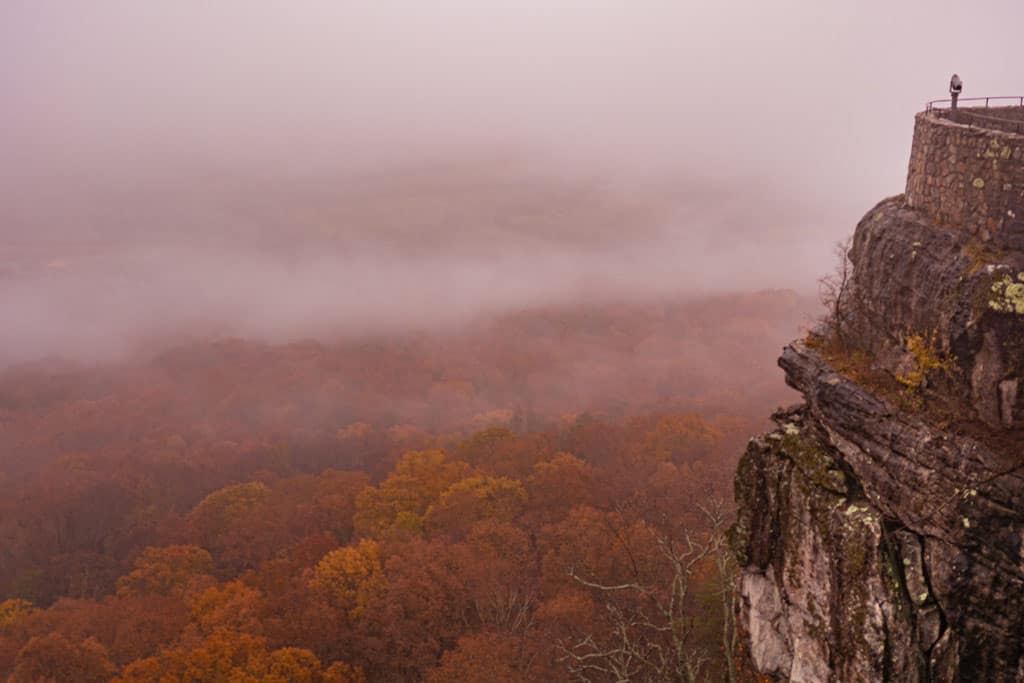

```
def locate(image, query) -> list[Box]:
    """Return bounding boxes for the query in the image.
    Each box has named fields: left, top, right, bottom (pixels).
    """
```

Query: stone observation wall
left=905, top=108, right=1024, bottom=248
left=947, top=106, right=1024, bottom=136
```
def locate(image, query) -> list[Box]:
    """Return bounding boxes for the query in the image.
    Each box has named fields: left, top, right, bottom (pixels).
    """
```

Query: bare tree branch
left=559, top=500, right=737, bottom=683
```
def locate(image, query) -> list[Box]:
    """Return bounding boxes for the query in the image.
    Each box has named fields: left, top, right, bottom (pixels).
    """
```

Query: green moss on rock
left=779, top=430, right=849, bottom=495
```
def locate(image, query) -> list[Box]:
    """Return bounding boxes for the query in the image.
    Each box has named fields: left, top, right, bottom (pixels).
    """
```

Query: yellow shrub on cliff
left=896, top=331, right=956, bottom=393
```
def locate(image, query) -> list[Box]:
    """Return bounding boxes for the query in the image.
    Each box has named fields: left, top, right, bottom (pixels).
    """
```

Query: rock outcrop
left=734, top=106, right=1024, bottom=682
left=848, top=196, right=1024, bottom=428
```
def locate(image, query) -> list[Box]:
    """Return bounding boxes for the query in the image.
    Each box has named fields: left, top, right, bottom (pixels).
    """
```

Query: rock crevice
left=736, top=106, right=1024, bottom=682
left=735, top=340, right=1024, bottom=681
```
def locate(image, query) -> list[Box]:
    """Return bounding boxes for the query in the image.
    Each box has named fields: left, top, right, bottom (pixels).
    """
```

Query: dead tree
left=818, top=237, right=854, bottom=349
left=559, top=502, right=736, bottom=683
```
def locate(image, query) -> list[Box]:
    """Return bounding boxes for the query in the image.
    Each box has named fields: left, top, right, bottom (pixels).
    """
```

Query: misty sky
left=2, top=1, right=1023, bottom=364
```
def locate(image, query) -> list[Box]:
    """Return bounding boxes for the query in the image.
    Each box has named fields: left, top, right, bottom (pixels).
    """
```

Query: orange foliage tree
left=12, top=632, right=115, bottom=683
left=114, top=630, right=363, bottom=683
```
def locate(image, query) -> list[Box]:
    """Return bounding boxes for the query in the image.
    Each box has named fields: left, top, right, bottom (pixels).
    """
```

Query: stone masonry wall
left=905, top=110, right=1024, bottom=249
left=948, top=106, right=1024, bottom=136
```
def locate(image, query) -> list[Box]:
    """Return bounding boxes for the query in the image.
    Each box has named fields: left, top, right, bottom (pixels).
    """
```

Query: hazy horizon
left=3, top=1, right=1023, bottom=365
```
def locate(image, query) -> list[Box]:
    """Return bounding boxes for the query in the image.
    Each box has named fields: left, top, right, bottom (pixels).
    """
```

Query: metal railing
left=925, top=96, right=1024, bottom=135
left=926, top=96, right=1024, bottom=112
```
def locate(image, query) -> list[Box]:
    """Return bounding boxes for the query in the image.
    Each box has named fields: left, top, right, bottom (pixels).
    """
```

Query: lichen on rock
left=734, top=342, right=1024, bottom=681
left=734, top=105, right=1024, bottom=680
left=988, top=271, right=1024, bottom=314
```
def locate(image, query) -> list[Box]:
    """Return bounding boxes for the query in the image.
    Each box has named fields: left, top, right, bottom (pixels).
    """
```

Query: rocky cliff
left=733, top=110, right=1024, bottom=682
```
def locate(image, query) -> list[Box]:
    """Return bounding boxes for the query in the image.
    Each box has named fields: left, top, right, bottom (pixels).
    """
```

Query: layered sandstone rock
left=847, top=195, right=1024, bottom=428
left=733, top=344, right=1024, bottom=681
left=735, top=107, right=1024, bottom=681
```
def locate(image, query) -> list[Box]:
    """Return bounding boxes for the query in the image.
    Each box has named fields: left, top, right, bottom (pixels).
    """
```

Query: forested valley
left=0, top=292, right=807, bottom=682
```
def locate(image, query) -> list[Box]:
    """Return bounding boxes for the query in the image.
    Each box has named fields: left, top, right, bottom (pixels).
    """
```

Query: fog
left=2, top=1, right=1023, bottom=365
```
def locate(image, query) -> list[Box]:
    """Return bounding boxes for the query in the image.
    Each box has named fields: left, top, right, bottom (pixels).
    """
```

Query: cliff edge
left=734, top=106, right=1024, bottom=681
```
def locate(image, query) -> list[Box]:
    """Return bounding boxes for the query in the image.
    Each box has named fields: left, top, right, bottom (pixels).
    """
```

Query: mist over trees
left=0, top=293, right=805, bottom=680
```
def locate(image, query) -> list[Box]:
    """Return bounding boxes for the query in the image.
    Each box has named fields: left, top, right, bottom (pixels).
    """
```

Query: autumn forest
left=0, top=292, right=807, bottom=681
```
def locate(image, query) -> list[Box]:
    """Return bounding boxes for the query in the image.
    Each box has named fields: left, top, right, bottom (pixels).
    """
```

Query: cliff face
left=734, top=122, right=1024, bottom=679
left=734, top=344, right=1024, bottom=681
left=848, top=197, right=1024, bottom=429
